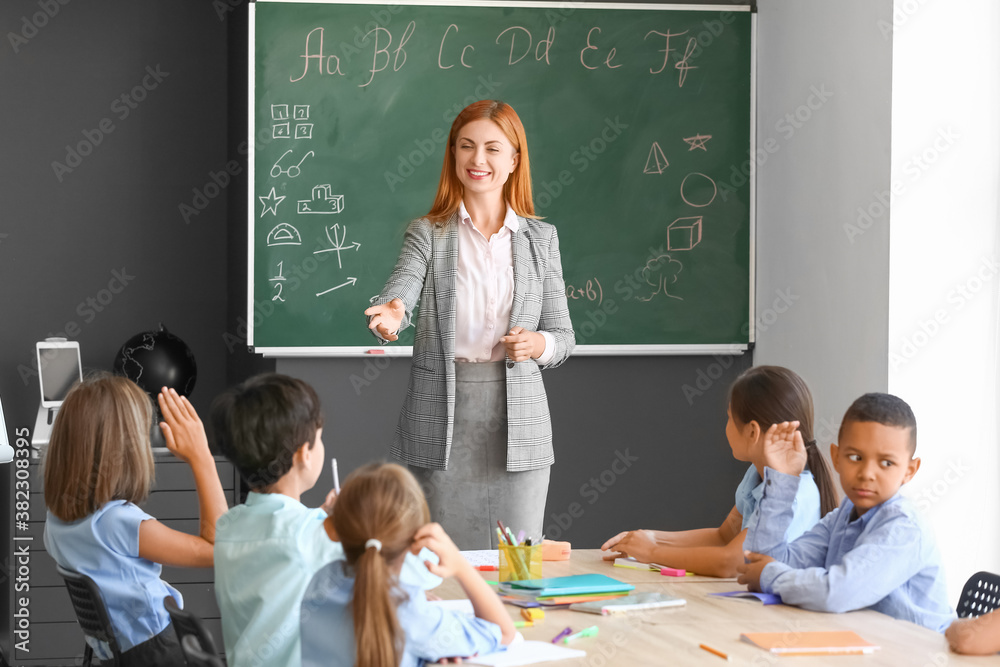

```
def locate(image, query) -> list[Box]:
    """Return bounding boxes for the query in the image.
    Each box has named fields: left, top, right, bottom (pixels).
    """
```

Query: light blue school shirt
left=214, top=492, right=441, bottom=667
left=746, top=467, right=954, bottom=632
left=300, top=560, right=503, bottom=667
left=44, top=501, right=180, bottom=655
left=735, top=464, right=820, bottom=540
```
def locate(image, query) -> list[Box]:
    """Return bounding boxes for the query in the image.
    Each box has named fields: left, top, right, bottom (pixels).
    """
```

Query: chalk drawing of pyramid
left=644, top=142, right=668, bottom=174
left=267, top=222, right=302, bottom=246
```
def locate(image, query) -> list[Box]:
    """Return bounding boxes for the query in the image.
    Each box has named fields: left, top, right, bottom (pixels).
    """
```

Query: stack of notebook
left=498, top=574, right=634, bottom=608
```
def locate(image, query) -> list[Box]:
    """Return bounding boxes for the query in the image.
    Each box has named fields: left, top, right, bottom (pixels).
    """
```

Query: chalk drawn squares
left=293, top=105, right=310, bottom=120
left=273, top=122, right=291, bottom=139
left=267, top=222, right=302, bottom=246
left=295, top=123, right=314, bottom=140
left=271, top=104, right=289, bottom=121
left=667, top=216, right=702, bottom=251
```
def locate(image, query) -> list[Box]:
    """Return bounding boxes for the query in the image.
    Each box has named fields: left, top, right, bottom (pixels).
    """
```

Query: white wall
left=754, top=0, right=893, bottom=438
left=889, top=0, right=1000, bottom=602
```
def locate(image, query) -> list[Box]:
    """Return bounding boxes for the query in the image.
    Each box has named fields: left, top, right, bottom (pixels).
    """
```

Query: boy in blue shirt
left=737, top=393, right=954, bottom=632
left=211, top=374, right=438, bottom=667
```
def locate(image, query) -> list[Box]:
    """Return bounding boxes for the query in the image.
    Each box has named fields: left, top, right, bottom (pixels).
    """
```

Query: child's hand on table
left=600, top=529, right=657, bottom=563
left=761, top=420, right=807, bottom=477
left=736, top=551, right=775, bottom=592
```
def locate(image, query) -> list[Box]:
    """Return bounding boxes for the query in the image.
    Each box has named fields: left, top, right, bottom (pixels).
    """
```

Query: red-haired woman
left=365, top=100, right=575, bottom=549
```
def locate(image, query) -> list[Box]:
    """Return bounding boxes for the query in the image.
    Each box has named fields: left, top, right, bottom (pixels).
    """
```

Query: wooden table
left=435, top=549, right=998, bottom=665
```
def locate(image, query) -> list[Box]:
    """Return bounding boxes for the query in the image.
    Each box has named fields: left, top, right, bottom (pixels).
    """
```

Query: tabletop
left=433, top=549, right=998, bottom=666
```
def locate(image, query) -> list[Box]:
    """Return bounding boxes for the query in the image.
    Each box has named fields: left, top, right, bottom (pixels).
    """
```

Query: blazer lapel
left=509, top=215, right=529, bottom=328
left=433, top=212, right=460, bottom=361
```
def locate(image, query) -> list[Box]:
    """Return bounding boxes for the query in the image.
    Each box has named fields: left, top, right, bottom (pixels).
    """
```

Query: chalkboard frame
left=247, top=0, right=756, bottom=357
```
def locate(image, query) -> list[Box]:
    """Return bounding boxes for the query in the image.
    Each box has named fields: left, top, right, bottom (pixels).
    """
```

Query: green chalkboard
left=249, top=1, right=753, bottom=354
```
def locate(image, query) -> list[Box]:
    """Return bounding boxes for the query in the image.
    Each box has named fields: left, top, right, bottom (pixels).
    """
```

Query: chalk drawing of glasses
left=271, top=150, right=314, bottom=179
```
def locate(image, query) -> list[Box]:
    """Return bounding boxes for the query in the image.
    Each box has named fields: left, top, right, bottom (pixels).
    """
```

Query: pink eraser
left=659, top=567, right=686, bottom=577
left=366, top=349, right=386, bottom=354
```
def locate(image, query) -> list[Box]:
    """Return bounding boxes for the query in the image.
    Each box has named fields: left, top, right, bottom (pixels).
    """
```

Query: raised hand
left=158, top=387, right=210, bottom=465
left=364, top=298, right=405, bottom=341
left=410, top=522, right=466, bottom=579
left=761, top=421, right=807, bottom=477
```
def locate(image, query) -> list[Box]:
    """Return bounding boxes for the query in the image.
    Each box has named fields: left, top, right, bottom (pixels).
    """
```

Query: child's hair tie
left=804, top=439, right=817, bottom=448
left=365, top=538, right=383, bottom=553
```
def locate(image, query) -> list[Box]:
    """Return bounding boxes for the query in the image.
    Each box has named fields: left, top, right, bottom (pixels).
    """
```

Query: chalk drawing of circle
left=680, top=172, right=718, bottom=208
left=267, top=223, right=302, bottom=246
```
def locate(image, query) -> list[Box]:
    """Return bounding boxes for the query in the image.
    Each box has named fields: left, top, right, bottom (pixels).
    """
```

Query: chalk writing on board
left=644, top=142, right=668, bottom=175
left=635, top=254, right=684, bottom=302
left=266, top=222, right=302, bottom=247
left=683, top=134, right=712, bottom=151
left=288, top=23, right=709, bottom=88
left=667, top=217, right=702, bottom=251
left=298, top=185, right=344, bottom=214
left=316, top=276, right=358, bottom=298
left=680, top=172, right=717, bottom=208
left=271, top=150, right=315, bottom=179
left=269, top=261, right=286, bottom=281
left=313, top=223, right=361, bottom=270
left=293, top=105, right=310, bottom=120
left=259, top=187, right=286, bottom=217
left=273, top=122, right=290, bottom=139
left=565, top=278, right=604, bottom=307
left=272, top=283, right=285, bottom=302
left=271, top=104, right=289, bottom=121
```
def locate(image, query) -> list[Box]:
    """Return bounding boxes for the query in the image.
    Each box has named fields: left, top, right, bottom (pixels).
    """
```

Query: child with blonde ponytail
left=300, top=463, right=515, bottom=667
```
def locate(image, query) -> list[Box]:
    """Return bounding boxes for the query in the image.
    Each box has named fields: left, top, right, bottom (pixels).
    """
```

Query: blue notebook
left=499, top=574, right=634, bottom=597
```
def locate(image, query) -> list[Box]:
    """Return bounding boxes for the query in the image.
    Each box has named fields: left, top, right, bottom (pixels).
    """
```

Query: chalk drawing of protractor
left=298, top=184, right=344, bottom=214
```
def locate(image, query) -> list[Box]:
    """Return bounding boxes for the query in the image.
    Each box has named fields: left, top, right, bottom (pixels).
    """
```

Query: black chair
left=180, top=636, right=225, bottom=667
left=957, top=571, right=1000, bottom=618
left=56, top=564, right=122, bottom=667
left=163, top=596, right=224, bottom=665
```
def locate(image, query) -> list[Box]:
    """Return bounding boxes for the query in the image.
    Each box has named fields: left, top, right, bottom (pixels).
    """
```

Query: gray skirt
left=409, top=361, right=550, bottom=550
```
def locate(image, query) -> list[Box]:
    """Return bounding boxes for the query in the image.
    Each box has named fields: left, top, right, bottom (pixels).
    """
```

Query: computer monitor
left=36, top=340, right=83, bottom=409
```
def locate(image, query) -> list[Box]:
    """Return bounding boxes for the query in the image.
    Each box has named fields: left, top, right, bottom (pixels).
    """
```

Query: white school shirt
left=455, top=202, right=555, bottom=364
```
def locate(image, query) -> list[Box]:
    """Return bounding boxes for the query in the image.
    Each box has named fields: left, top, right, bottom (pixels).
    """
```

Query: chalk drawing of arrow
left=316, top=277, right=357, bottom=297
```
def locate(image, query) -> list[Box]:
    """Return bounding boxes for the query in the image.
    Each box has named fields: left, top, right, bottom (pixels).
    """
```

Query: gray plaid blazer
left=371, top=212, right=575, bottom=472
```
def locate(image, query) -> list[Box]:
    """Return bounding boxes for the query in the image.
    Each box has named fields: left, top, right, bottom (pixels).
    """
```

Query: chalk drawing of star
left=683, top=134, right=712, bottom=151
left=259, top=187, right=285, bottom=217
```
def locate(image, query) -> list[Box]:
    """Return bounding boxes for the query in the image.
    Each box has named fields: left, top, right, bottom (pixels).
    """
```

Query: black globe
left=113, top=324, right=197, bottom=398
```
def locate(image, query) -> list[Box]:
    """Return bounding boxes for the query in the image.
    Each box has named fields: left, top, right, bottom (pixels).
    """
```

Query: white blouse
left=454, top=202, right=554, bottom=364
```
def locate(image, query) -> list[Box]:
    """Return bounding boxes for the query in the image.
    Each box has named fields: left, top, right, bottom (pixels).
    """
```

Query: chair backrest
left=55, top=564, right=121, bottom=665
left=180, top=635, right=225, bottom=667
left=163, top=595, right=221, bottom=657
left=957, top=571, right=1000, bottom=618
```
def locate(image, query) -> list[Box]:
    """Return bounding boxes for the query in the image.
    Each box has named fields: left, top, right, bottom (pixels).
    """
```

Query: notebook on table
left=740, top=631, right=879, bottom=656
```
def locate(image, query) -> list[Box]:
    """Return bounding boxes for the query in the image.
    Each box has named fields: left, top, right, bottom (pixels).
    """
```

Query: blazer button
left=506, top=361, right=515, bottom=369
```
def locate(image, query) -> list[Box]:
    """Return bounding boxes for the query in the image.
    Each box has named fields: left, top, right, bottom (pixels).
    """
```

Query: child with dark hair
left=211, top=374, right=439, bottom=667
left=300, top=463, right=514, bottom=667
left=602, top=366, right=836, bottom=577
left=738, top=392, right=954, bottom=631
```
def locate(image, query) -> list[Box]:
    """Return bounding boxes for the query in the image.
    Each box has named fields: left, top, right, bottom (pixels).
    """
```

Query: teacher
left=364, top=100, right=575, bottom=550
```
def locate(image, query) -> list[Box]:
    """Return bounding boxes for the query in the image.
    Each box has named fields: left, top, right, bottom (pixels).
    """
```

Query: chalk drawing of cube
left=667, top=216, right=703, bottom=250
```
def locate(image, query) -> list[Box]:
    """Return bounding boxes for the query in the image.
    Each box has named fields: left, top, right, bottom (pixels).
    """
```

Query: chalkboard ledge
left=251, top=345, right=748, bottom=358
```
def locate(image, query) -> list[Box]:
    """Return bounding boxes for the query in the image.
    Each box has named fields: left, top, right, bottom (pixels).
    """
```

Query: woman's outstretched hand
left=364, top=298, right=405, bottom=341
left=500, top=326, right=544, bottom=362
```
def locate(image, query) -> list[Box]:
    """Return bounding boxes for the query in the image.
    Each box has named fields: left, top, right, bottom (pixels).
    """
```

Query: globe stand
left=149, top=400, right=169, bottom=453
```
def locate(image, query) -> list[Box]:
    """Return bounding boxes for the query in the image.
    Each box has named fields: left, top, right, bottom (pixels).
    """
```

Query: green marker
left=563, top=625, right=599, bottom=643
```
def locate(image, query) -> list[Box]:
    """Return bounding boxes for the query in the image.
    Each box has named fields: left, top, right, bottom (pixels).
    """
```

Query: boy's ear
left=902, top=456, right=921, bottom=484
left=293, top=440, right=313, bottom=467
left=829, top=443, right=840, bottom=468
left=746, top=419, right=761, bottom=444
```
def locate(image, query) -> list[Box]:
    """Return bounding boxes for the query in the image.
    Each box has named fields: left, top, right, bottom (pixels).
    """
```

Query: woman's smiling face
left=452, top=118, right=519, bottom=200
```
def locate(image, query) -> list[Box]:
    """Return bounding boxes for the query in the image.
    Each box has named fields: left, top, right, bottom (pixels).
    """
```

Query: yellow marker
left=521, top=608, right=545, bottom=621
